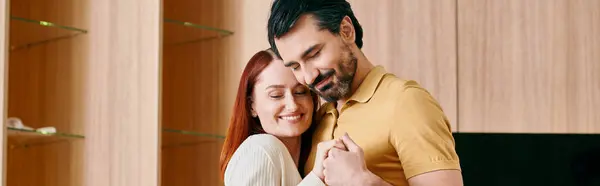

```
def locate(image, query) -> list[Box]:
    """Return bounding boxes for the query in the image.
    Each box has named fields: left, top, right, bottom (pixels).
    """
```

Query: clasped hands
left=312, top=133, right=372, bottom=186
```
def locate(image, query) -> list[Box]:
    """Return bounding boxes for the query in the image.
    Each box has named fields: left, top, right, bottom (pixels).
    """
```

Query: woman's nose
left=284, top=95, right=299, bottom=111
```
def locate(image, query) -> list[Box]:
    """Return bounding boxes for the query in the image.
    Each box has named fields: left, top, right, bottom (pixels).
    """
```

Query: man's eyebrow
left=302, top=44, right=320, bottom=58
left=283, top=44, right=320, bottom=67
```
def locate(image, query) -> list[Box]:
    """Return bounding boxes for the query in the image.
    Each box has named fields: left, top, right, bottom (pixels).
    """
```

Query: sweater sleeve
left=297, top=172, right=326, bottom=186
left=224, top=142, right=282, bottom=186
left=224, top=134, right=327, bottom=186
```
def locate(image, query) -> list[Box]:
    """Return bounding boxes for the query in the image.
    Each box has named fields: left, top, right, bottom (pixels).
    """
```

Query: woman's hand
left=312, top=139, right=347, bottom=180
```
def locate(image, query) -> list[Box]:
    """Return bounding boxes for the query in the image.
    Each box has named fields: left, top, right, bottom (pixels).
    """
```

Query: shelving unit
left=7, top=126, right=84, bottom=149
left=9, top=16, right=87, bottom=50
left=163, top=18, right=233, bottom=45
left=160, top=16, right=231, bottom=150
left=5, top=0, right=88, bottom=185
left=162, top=128, right=224, bottom=148
left=161, top=1, right=233, bottom=185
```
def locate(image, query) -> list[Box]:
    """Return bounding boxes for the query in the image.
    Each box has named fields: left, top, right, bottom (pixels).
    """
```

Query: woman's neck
left=278, top=136, right=302, bottom=167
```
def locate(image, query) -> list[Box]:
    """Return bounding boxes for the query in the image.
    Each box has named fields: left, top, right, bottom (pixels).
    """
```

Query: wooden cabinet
left=1, top=0, right=7, bottom=184
left=161, top=0, right=234, bottom=185
left=2, top=0, right=162, bottom=186
left=4, top=0, right=86, bottom=185
left=457, top=0, right=600, bottom=133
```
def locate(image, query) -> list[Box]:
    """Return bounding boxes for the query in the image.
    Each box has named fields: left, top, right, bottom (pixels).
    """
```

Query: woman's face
left=251, top=59, right=314, bottom=138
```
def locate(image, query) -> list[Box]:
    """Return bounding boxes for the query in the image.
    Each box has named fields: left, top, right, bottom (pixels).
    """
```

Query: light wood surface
left=347, top=0, right=458, bottom=131
left=458, top=0, right=600, bottom=133
left=162, top=0, right=234, bottom=185
left=1, top=0, right=8, bottom=185
left=6, top=0, right=86, bottom=185
left=85, top=0, right=161, bottom=186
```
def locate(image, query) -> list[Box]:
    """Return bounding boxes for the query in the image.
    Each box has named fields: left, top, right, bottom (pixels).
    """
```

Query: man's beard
left=308, top=46, right=357, bottom=102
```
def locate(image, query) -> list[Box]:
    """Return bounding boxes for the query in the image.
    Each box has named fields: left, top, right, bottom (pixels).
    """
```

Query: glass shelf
left=162, top=128, right=225, bottom=148
left=6, top=127, right=85, bottom=149
left=163, top=18, right=234, bottom=45
left=9, top=16, right=88, bottom=51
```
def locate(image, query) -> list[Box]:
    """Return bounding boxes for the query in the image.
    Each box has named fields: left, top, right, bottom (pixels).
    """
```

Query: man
left=267, top=0, right=463, bottom=185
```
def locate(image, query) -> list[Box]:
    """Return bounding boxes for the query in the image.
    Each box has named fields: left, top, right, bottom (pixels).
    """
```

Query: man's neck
left=336, top=50, right=374, bottom=112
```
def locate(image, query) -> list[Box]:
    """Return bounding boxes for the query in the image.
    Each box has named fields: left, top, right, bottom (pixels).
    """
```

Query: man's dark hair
left=267, top=0, right=364, bottom=58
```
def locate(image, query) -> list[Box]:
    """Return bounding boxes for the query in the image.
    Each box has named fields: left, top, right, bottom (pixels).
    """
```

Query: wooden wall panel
left=161, top=0, right=231, bottom=185
left=85, top=0, right=161, bottom=186
left=342, top=0, right=459, bottom=131
left=219, top=0, right=272, bottom=129
left=1, top=0, right=8, bottom=185
left=458, top=0, right=600, bottom=133
left=6, top=0, right=86, bottom=185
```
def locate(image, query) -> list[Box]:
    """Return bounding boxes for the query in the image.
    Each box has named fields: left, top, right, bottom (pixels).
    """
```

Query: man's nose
left=303, top=66, right=318, bottom=86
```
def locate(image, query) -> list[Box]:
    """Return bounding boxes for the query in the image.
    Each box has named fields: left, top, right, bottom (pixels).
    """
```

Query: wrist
left=357, top=170, right=379, bottom=186
left=311, top=170, right=324, bottom=180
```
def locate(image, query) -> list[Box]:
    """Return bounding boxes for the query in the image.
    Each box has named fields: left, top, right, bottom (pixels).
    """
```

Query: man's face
left=274, top=14, right=357, bottom=102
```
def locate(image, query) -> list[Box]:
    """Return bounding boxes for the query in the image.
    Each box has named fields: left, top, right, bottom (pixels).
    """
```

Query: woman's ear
left=249, top=96, right=258, bottom=118
left=339, top=16, right=355, bottom=44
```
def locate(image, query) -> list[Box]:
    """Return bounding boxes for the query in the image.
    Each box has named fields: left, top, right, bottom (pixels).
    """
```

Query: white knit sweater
left=224, top=134, right=325, bottom=186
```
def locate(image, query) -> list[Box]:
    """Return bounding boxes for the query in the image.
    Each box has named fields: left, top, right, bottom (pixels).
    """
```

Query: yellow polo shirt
left=304, top=66, right=461, bottom=186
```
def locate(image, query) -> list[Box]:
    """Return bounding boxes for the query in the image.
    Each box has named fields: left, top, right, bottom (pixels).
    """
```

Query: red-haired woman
left=220, top=49, right=342, bottom=185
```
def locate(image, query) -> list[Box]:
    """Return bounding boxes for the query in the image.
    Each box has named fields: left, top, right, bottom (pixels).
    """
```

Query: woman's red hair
left=219, top=49, right=319, bottom=180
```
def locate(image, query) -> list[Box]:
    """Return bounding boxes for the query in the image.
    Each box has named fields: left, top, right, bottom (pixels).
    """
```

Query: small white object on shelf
left=6, top=117, right=34, bottom=130
left=36, top=127, right=57, bottom=134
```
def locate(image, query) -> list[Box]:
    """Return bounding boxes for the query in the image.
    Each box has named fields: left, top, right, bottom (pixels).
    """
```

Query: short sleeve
left=224, top=138, right=282, bottom=186
left=390, top=85, right=461, bottom=179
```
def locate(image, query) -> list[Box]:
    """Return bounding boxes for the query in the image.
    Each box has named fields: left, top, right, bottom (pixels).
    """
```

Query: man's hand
left=322, top=133, right=391, bottom=186
left=312, top=139, right=347, bottom=180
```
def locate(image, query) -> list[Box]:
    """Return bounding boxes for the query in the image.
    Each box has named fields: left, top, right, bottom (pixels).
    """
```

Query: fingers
left=333, top=138, right=347, bottom=151
left=324, top=168, right=331, bottom=184
left=322, top=148, right=342, bottom=184
left=316, top=140, right=338, bottom=159
left=322, top=151, right=336, bottom=169
left=317, top=140, right=335, bottom=152
left=340, top=133, right=362, bottom=153
left=313, top=140, right=338, bottom=179
left=327, top=147, right=344, bottom=158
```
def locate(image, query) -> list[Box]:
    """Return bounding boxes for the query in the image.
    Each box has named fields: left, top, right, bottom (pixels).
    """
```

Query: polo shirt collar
left=348, top=65, right=387, bottom=103
left=317, top=102, right=337, bottom=118
left=316, top=66, right=387, bottom=118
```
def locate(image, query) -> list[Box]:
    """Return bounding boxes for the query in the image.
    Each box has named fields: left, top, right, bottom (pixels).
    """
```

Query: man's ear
left=339, top=16, right=355, bottom=44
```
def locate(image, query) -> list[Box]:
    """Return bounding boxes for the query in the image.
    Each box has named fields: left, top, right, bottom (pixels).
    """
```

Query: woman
left=219, top=49, right=341, bottom=185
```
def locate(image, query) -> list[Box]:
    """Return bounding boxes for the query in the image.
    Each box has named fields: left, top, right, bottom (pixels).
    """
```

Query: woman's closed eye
left=294, top=90, right=308, bottom=95
left=269, top=92, right=284, bottom=99
left=293, top=87, right=310, bottom=96
left=269, top=94, right=283, bottom=99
